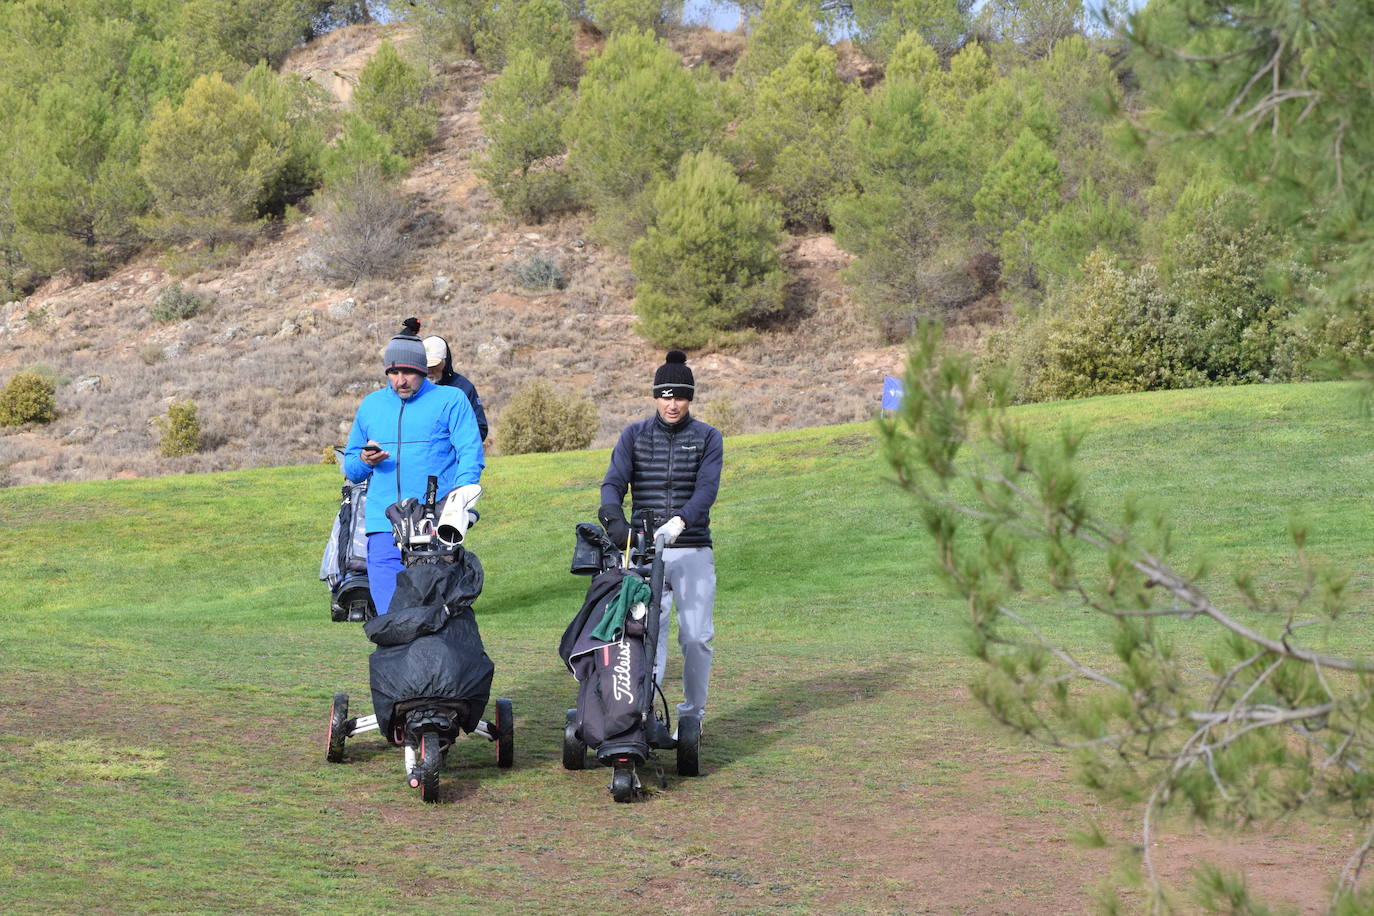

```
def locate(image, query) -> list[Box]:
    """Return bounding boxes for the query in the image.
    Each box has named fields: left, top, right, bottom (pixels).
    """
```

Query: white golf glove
left=654, top=516, right=686, bottom=545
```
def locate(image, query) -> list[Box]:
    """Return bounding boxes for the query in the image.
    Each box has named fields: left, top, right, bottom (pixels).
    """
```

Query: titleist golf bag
left=559, top=522, right=699, bottom=802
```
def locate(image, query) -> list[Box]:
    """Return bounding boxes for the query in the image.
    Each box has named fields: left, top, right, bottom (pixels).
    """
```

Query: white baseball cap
left=422, top=336, right=447, bottom=368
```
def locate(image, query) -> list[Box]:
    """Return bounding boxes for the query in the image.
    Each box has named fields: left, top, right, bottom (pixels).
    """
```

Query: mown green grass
left=1, top=381, right=1371, bottom=914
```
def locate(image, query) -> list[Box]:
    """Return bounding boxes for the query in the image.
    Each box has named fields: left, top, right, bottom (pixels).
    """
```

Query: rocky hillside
left=0, top=22, right=903, bottom=488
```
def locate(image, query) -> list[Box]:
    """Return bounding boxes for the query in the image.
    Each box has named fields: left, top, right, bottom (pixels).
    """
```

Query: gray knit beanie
left=383, top=332, right=428, bottom=374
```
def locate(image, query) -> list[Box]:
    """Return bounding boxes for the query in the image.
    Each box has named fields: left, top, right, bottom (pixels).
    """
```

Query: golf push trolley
left=559, top=521, right=702, bottom=802
left=325, top=477, right=513, bottom=803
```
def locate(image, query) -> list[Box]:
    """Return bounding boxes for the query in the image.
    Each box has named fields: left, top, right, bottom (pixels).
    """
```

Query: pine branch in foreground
left=881, top=323, right=1374, bottom=913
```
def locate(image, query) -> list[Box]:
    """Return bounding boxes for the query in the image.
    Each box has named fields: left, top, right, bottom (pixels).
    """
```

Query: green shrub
left=156, top=399, right=201, bottom=457
left=353, top=41, right=437, bottom=160
left=151, top=284, right=207, bottom=322
left=321, top=115, right=410, bottom=187
left=631, top=150, right=786, bottom=348
left=1022, top=250, right=1201, bottom=401
left=511, top=253, right=566, bottom=291
left=0, top=371, right=58, bottom=427
left=495, top=381, right=597, bottom=454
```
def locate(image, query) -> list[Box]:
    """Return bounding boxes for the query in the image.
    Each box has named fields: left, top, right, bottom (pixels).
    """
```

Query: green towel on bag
left=590, top=576, right=652, bottom=642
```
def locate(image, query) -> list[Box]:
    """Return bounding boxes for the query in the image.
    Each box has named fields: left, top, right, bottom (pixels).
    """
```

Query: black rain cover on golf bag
left=320, top=479, right=373, bottom=619
left=559, top=568, right=654, bottom=757
left=364, top=549, right=493, bottom=741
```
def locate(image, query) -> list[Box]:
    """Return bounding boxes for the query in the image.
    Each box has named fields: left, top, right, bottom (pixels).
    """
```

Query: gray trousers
left=653, top=546, right=716, bottom=720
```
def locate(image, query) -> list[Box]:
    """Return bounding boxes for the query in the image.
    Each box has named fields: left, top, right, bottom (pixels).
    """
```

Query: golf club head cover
left=598, top=503, right=630, bottom=549
left=436, top=483, right=483, bottom=547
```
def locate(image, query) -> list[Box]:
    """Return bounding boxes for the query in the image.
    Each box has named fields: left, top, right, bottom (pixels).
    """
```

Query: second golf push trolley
left=559, top=521, right=702, bottom=802
left=325, top=477, right=514, bottom=803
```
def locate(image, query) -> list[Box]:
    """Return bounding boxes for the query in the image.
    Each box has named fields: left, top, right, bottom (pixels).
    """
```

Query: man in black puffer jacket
left=598, top=350, right=723, bottom=729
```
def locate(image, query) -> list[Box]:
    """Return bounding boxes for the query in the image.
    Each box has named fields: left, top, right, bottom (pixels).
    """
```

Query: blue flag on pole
left=882, top=376, right=904, bottom=410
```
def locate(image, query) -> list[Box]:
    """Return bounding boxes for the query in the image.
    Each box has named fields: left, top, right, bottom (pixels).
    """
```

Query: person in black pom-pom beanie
left=599, top=349, right=723, bottom=733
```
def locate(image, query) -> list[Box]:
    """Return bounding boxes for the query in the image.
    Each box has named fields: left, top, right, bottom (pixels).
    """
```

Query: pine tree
left=586, top=0, right=674, bottom=35
left=474, top=0, right=578, bottom=85
left=973, top=127, right=1064, bottom=289
left=630, top=151, right=786, bottom=348
left=843, top=0, right=973, bottom=62
left=730, top=43, right=859, bottom=231
left=138, top=73, right=285, bottom=245
left=353, top=41, right=437, bottom=160
left=733, top=0, right=821, bottom=92
left=563, top=29, right=725, bottom=246
left=477, top=50, right=574, bottom=222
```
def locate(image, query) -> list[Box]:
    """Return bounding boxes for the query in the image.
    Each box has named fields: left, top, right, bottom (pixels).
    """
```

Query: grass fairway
left=2, top=381, right=1372, bottom=914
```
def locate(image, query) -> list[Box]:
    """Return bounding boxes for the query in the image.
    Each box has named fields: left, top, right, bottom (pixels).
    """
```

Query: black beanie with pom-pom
left=652, top=349, right=695, bottom=400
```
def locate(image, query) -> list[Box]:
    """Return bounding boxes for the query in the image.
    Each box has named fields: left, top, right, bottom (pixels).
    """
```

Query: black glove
left=598, top=503, right=629, bottom=548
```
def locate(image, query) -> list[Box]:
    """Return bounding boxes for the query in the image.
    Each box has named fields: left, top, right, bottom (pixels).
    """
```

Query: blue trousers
left=366, top=533, right=404, bottom=615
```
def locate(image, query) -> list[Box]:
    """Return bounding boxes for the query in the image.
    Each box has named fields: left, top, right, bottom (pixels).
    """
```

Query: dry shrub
left=694, top=397, right=741, bottom=436
left=308, top=166, right=417, bottom=284
left=495, top=380, right=597, bottom=455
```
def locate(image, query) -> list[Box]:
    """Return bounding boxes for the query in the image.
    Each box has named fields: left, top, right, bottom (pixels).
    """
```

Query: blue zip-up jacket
left=343, top=379, right=484, bottom=534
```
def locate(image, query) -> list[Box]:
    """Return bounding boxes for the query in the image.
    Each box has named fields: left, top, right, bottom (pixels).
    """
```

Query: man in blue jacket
left=343, top=325, right=485, bottom=615
left=599, top=350, right=723, bottom=729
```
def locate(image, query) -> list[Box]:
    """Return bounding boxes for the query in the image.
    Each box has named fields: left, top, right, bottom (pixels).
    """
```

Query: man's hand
left=361, top=441, right=390, bottom=466
left=654, top=516, right=686, bottom=545
left=598, top=504, right=630, bottom=548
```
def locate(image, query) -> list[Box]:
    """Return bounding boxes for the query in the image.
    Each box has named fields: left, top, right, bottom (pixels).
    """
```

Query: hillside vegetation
left=2, top=382, right=1372, bottom=912
left=1, top=0, right=1371, bottom=488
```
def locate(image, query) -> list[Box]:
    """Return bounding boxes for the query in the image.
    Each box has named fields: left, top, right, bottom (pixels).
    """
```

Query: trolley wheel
left=675, top=714, right=701, bottom=777
left=562, top=708, right=587, bottom=771
left=493, top=698, right=514, bottom=769
left=610, top=762, right=637, bottom=803
left=326, top=692, right=349, bottom=763
left=416, top=731, right=441, bottom=803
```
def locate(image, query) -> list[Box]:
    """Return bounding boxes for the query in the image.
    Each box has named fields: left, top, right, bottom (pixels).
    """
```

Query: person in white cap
left=422, top=332, right=490, bottom=446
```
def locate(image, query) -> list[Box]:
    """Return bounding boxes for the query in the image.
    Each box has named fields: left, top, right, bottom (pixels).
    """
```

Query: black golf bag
left=320, top=478, right=375, bottom=622
left=364, top=548, right=493, bottom=744
left=324, top=477, right=512, bottom=804
left=560, top=522, right=697, bottom=801
left=560, top=565, right=668, bottom=761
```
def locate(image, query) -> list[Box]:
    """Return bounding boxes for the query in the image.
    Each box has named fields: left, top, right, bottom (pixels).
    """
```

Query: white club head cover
left=436, top=483, right=482, bottom=546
